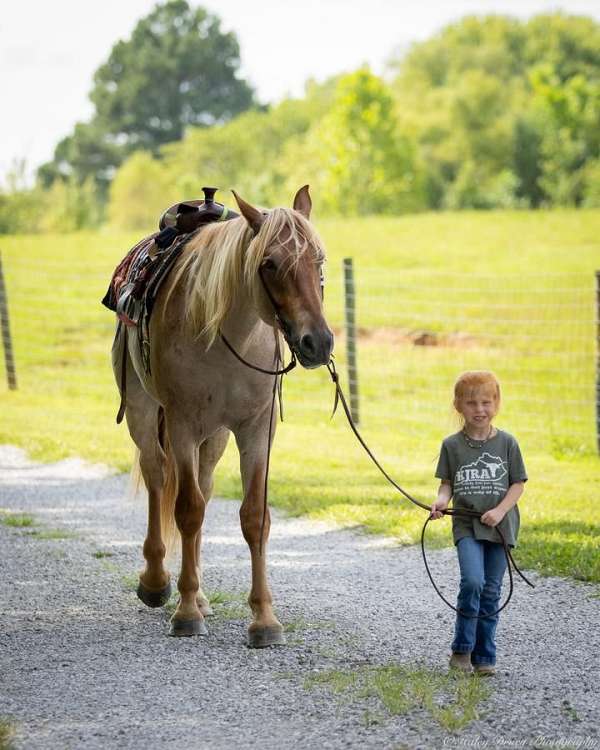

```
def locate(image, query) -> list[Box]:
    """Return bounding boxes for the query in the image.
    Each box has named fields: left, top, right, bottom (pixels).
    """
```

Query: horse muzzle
left=294, top=326, right=334, bottom=369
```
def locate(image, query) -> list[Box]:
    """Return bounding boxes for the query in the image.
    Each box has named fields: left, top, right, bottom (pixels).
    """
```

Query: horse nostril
left=326, top=329, right=334, bottom=354
left=300, top=334, right=316, bottom=355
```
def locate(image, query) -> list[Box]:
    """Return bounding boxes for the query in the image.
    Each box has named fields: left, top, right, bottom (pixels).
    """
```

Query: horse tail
left=158, top=407, right=178, bottom=555
left=128, top=447, right=144, bottom=499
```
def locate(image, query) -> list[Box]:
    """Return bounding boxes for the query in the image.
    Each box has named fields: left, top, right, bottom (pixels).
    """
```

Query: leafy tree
left=160, top=77, right=339, bottom=206
left=91, top=0, right=255, bottom=151
left=38, top=0, right=255, bottom=200
left=581, top=159, right=600, bottom=207
left=390, top=13, right=600, bottom=209
left=0, top=160, right=45, bottom=234
left=512, top=117, right=545, bottom=208
left=530, top=65, right=600, bottom=205
left=39, top=177, right=102, bottom=233
left=108, top=151, right=176, bottom=231
left=37, top=121, right=123, bottom=197
left=280, top=70, right=425, bottom=215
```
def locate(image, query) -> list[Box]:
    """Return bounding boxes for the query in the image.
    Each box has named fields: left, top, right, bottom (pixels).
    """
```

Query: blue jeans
left=451, top=537, right=508, bottom=666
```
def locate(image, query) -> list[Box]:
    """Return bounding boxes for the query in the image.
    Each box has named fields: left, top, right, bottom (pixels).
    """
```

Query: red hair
left=453, top=370, right=501, bottom=418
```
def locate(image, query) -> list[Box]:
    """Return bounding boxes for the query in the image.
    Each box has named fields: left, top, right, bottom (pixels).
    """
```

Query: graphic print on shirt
left=454, top=452, right=508, bottom=498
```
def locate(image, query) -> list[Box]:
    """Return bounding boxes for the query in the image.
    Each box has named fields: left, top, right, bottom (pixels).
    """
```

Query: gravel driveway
left=1, top=445, right=599, bottom=750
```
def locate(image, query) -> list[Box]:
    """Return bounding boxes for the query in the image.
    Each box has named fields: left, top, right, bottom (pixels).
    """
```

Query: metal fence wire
left=0, top=252, right=597, bottom=455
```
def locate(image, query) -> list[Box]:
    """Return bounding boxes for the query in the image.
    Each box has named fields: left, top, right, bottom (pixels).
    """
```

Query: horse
left=111, top=186, right=333, bottom=647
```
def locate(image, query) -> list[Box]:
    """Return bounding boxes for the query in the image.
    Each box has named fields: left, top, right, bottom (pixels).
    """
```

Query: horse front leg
left=236, top=418, right=285, bottom=649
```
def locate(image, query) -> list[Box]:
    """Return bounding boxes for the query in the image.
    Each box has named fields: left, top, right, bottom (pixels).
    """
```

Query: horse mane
left=164, top=207, right=325, bottom=347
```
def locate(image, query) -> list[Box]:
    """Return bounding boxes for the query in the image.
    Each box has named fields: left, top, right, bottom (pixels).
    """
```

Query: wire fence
left=0, top=251, right=597, bottom=457
left=328, top=265, right=597, bottom=455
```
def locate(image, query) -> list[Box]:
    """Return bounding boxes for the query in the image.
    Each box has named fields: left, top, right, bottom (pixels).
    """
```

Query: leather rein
left=220, top=260, right=534, bottom=619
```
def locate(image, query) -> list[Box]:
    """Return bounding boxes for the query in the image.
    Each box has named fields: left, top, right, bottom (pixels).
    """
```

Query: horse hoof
left=169, top=618, right=208, bottom=637
left=247, top=625, right=286, bottom=649
left=136, top=580, right=172, bottom=608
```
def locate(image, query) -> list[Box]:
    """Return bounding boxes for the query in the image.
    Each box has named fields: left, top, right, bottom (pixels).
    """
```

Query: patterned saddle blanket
left=103, top=189, right=238, bottom=327
left=104, top=191, right=238, bottom=421
left=102, top=230, right=190, bottom=327
left=102, top=229, right=195, bottom=376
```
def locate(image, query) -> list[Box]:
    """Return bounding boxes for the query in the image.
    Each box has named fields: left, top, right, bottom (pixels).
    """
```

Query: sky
left=2, top=0, right=599, bottom=184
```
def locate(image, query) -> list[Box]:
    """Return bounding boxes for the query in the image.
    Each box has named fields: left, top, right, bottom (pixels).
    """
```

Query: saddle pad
left=101, top=231, right=191, bottom=326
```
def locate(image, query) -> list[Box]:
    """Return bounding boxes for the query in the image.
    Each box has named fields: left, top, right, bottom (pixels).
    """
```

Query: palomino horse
left=112, top=186, right=333, bottom=646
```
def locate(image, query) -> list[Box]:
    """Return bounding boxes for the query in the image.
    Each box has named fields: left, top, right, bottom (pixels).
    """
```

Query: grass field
left=0, top=210, right=599, bottom=583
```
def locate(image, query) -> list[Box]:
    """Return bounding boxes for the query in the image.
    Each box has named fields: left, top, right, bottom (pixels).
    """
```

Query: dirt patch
left=332, top=326, right=481, bottom=348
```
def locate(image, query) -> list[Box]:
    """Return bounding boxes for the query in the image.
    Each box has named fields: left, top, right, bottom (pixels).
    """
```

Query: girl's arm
left=430, top=480, right=453, bottom=519
left=481, top=482, right=525, bottom=527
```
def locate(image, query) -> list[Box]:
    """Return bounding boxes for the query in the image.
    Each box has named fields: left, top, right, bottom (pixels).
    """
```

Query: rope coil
left=326, top=357, right=535, bottom=618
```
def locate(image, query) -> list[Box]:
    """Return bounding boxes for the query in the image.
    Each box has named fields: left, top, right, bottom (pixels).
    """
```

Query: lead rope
left=325, top=358, right=534, bottom=619
left=219, top=321, right=534, bottom=615
left=219, top=331, right=297, bottom=376
left=259, top=341, right=281, bottom=556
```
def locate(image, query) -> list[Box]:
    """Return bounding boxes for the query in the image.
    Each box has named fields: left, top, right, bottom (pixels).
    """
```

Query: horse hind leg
left=122, top=360, right=172, bottom=608
left=195, top=428, right=230, bottom=616
left=165, top=416, right=209, bottom=637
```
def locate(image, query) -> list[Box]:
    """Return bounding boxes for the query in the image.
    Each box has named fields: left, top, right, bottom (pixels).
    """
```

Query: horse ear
left=293, top=184, right=312, bottom=219
left=232, top=190, right=264, bottom=234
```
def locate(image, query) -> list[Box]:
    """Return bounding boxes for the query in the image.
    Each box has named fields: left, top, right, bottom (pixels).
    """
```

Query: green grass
left=25, top=528, right=78, bottom=540
left=164, top=589, right=249, bottom=618
left=305, top=663, right=492, bottom=732
left=0, top=511, right=78, bottom=540
left=560, top=699, right=581, bottom=723
left=1, top=210, right=599, bottom=582
left=283, top=616, right=336, bottom=633
left=0, top=719, right=15, bottom=750
left=0, top=512, right=36, bottom=527
left=120, top=572, right=139, bottom=591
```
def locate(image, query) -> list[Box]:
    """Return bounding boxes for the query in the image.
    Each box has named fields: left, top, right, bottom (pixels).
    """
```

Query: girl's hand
left=480, top=507, right=506, bottom=527
left=430, top=499, right=449, bottom=520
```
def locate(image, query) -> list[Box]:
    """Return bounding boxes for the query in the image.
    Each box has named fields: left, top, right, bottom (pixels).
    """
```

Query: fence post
left=596, top=271, right=600, bottom=454
left=343, top=258, right=359, bottom=425
left=0, top=251, right=17, bottom=390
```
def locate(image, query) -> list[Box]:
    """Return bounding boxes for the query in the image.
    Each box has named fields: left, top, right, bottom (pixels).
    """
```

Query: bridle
left=219, top=224, right=534, bottom=618
left=219, top=240, right=325, bottom=376
left=218, top=223, right=323, bottom=554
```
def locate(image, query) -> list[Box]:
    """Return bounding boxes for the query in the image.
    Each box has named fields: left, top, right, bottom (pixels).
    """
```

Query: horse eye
left=262, top=258, right=277, bottom=272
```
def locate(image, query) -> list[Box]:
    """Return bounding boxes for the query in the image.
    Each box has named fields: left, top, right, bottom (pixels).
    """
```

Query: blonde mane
left=164, top=208, right=325, bottom=346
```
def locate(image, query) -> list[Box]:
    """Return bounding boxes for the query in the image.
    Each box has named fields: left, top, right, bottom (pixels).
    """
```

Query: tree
left=0, top=160, right=46, bottom=234
left=38, top=0, right=255, bottom=195
left=108, top=151, right=175, bottom=231
left=91, top=0, right=254, bottom=151
left=160, top=76, right=339, bottom=206
left=280, top=70, right=425, bottom=215
left=37, top=121, right=123, bottom=197
left=389, top=13, right=600, bottom=209
left=530, top=65, right=600, bottom=205
left=39, top=177, right=102, bottom=233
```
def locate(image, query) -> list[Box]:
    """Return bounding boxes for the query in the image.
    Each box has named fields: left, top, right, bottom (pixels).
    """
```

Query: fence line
left=0, top=253, right=596, bottom=452
left=0, top=252, right=17, bottom=389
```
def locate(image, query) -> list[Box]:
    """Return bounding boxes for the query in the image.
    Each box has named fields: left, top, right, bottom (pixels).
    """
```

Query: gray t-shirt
left=435, top=429, right=527, bottom=547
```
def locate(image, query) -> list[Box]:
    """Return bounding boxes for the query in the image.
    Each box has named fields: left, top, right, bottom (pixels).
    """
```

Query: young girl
left=430, top=371, right=527, bottom=675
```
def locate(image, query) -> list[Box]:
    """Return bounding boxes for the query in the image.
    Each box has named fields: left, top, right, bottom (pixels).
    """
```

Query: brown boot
left=473, top=664, right=496, bottom=676
left=449, top=652, right=472, bottom=672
